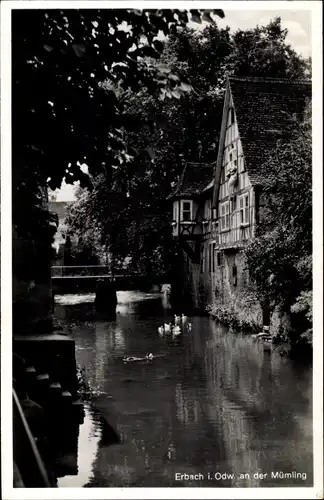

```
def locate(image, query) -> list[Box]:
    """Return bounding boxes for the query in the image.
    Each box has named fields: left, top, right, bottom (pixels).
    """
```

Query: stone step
left=36, top=373, right=50, bottom=382
left=26, top=366, right=37, bottom=375
left=25, top=366, right=38, bottom=400
left=33, top=373, right=51, bottom=406
left=49, top=381, right=62, bottom=400
left=49, top=381, right=62, bottom=390
left=61, top=391, right=72, bottom=403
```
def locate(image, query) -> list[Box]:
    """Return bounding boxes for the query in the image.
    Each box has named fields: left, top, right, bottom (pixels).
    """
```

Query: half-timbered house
left=168, top=76, right=311, bottom=327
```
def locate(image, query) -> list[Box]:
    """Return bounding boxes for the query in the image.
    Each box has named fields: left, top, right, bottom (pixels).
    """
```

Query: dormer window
left=180, top=200, right=193, bottom=222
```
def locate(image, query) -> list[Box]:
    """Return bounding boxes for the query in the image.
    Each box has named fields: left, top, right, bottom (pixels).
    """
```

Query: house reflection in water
left=57, top=405, right=101, bottom=487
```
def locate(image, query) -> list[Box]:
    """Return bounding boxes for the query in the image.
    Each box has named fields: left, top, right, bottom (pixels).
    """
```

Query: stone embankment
left=13, top=333, right=84, bottom=487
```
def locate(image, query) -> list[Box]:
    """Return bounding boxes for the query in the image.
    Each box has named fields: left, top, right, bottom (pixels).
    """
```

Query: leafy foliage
left=12, top=8, right=223, bottom=278
left=64, top=194, right=106, bottom=266
left=244, top=102, right=312, bottom=340
left=13, top=8, right=223, bottom=193
left=66, top=17, right=309, bottom=274
left=223, top=18, right=307, bottom=79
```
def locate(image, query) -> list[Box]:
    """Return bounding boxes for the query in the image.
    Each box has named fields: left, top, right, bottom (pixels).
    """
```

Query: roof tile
left=229, top=77, right=311, bottom=185
left=167, top=162, right=215, bottom=200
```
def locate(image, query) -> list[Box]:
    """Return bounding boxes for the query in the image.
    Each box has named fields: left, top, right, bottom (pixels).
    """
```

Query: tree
left=12, top=8, right=224, bottom=286
left=244, top=101, right=312, bottom=343
left=64, top=187, right=107, bottom=265
left=12, top=8, right=224, bottom=191
left=223, top=17, right=307, bottom=79
left=66, top=17, right=309, bottom=274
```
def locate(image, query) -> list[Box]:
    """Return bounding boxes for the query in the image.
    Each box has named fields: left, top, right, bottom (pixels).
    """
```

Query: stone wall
left=176, top=247, right=263, bottom=331
left=13, top=231, right=53, bottom=334
left=173, top=241, right=298, bottom=337
left=209, top=250, right=263, bottom=330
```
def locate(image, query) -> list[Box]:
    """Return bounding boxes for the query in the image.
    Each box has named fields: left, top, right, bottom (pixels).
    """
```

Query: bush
left=206, top=303, right=260, bottom=334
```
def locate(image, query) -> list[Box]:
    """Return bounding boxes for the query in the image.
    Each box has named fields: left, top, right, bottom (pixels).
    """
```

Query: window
left=173, top=202, right=178, bottom=222
left=211, top=242, right=217, bottom=272
left=206, top=245, right=210, bottom=273
left=240, top=157, right=246, bottom=173
left=258, top=193, right=266, bottom=224
left=228, top=107, right=235, bottom=126
left=225, top=143, right=237, bottom=178
left=216, top=251, right=222, bottom=267
left=205, top=199, right=211, bottom=220
left=208, top=243, right=213, bottom=272
left=180, top=200, right=193, bottom=222
left=232, top=264, right=237, bottom=286
left=220, top=201, right=230, bottom=230
left=239, top=194, right=249, bottom=225
left=230, top=108, right=235, bottom=125
left=200, top=245, right=204, bottom=273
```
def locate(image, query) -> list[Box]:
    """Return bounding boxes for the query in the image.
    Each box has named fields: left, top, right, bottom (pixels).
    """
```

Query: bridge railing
left=51, top=265, right=141, bottom=278
left=51, top=265, right=110, bottom=278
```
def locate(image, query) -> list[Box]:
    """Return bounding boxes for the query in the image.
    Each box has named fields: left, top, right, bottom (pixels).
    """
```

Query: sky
left=52, top=8, right=312, bottom=202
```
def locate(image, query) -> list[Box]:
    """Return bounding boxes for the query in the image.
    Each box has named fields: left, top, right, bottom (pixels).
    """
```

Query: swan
left=146, top=353, right=154, bottom=360
left=172, top=325, right=181, bottom=336
left=158, top=326, right=164, bottom=335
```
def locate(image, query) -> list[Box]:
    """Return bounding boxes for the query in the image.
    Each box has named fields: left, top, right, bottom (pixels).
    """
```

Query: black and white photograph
left=1, top=1, right=323, bottom=498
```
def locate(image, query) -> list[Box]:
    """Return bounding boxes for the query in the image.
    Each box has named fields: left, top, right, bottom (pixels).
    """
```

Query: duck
left=123, top=356, right=137, bottom=363
left=146, top=353, right=154, bottom=360
left=158, top=326, right=164, bottom=335
left=164, top=323, right=172, bottom=333
left=172, top=325, right=181, bottom=336
left=181, top=314, right=189, bottom=324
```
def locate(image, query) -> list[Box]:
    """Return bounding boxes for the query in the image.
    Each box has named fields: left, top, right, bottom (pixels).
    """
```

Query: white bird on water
left=158, top=326, right=164, bottom=335
left=181, top=314, right=189, bottom=324
left=172, top=325, right=181, bottom=336
left=146, top=353, right=154, bottom=360
left=174, top=314, right=181, bottom=325
left=164, top=323, right=172, bottom=333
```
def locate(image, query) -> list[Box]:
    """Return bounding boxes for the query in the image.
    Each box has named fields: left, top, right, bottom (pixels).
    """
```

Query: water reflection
left=55, top=291, right=313, bottom=488
left=57, top=405, right=100, bottom=487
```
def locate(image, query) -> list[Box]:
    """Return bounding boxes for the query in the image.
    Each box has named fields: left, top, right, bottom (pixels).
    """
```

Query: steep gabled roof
left=212, top=76, right=311, bottom=205
left=229, top=76, right=311, bottom=185
left=167, top=162, right=215, bottom=200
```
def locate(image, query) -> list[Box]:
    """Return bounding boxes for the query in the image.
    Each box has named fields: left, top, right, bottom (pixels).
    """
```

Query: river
left=54, top=290, right=313, bottom=488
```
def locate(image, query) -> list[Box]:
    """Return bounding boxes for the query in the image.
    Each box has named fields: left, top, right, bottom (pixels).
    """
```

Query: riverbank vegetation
left=244, top=102, right=312, bottom=355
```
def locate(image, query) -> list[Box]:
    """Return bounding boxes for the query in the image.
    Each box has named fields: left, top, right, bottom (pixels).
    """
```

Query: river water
left=54, top=290, right=313, bottom=488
